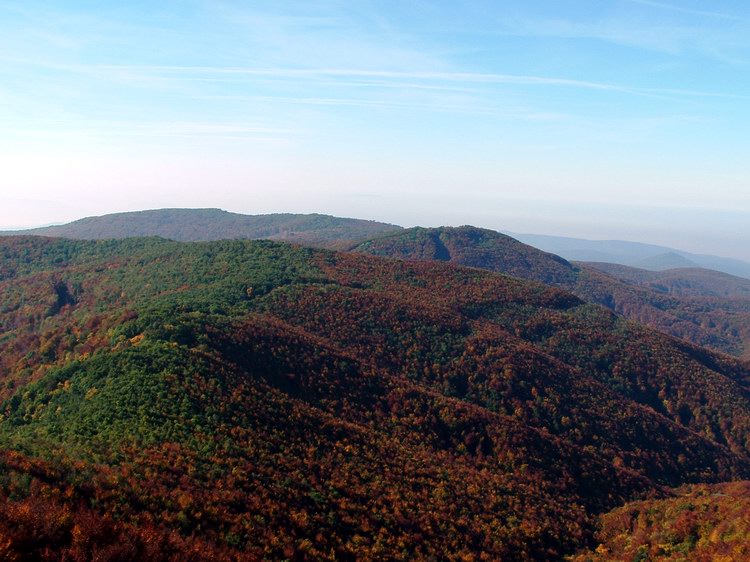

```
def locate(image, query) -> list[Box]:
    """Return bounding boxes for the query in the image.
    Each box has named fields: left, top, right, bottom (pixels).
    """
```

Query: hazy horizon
left=1, top=1, right=748, bottom=260
left=3, top=204, right=749, bottom=264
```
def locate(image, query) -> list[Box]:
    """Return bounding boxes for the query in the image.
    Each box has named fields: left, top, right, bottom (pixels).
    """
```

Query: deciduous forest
left=1, top=235, right=750, bottom=560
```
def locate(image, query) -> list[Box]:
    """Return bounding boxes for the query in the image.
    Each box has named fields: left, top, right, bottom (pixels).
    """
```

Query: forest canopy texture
left=1, top=236, right=750, bottom=560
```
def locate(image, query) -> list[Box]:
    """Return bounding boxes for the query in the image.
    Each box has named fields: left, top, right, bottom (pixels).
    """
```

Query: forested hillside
left=354, top=226, right=578, bottom=285
left=573, top=481, right=750, bottom=561
left=2, top=236, right=750, bottom=559
left=356, top=226, right=750, bottom=359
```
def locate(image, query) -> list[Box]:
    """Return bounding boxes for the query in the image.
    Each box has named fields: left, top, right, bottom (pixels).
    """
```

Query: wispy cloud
left=623, top=0, right=748, bottom=22
left=190, top=94, right=568, bottom=120
left=0, top=120, right=301, bottom=142
left=489, top=6, right=750, bottom=61
left=15, top=59, right=741, bottom=102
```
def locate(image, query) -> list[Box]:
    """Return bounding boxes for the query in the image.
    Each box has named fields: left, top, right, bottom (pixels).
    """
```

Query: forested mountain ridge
left=356, top=226, right=750, bottom=360
left=354, top=225, right=578, bottom=285
left=2, top=236, right=750, bottom=559
left=0, top=209, right=401, bottom=249
left=573, top=267, right=750, bottom=360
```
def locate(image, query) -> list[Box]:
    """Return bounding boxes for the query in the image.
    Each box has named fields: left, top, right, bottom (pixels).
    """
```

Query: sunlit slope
left=572, top=481, right=750, bottom=561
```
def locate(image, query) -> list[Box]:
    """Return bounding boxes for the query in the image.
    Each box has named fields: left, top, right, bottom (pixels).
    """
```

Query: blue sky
left=0, top=0, right=748, bottom=259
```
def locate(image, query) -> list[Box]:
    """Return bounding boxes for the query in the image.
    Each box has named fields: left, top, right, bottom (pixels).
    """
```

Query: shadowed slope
left=356, top=226, right=750, bottom=359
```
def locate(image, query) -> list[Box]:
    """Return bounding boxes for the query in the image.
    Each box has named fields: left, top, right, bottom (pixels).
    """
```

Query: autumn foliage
left=1, top=236, right=750, bottom=560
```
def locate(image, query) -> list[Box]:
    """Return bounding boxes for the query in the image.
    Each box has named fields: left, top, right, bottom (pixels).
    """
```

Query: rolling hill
left=353, top=225, right=578, bottom=285
left=355, top=226, right=750, bottom=359
left=0, top=208, right=400, bottom=249
left=632, top=252, right=700, bottom=271
left=3, top=236, right=750, bottom=559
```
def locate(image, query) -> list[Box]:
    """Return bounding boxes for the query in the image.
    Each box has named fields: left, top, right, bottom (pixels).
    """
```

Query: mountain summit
left=354, top=225, right=578, bottom=285
left=1, top=208, right=400, bottom=249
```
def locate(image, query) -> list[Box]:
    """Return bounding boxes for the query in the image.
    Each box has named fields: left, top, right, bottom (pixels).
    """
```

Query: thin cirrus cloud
left=61, top=63, right=723, bottom=94
left=134, top=66, right=750, bottom=117
left=0, top=56, right=690, bottom=126
left=26, top=63, right=725, bottom=132
left=623, top=0, right=748, bottom=21
left=0, top=119, right=301, bottom=142
left=490, top=2, right=750, bottom=59
left=502, top=20, right=741, bottom=57
left=32, top=61, right=744, bottom=112
left=189, top=94, right=568, bottom=121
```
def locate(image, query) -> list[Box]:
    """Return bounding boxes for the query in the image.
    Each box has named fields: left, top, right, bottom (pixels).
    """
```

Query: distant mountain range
left=0, top=208, right=401, bottom=249
left=511, top=232, right=750, bottom=279
left=583, top=262, right=750, bottom=299
left=6, top=209, right=748, bottom=279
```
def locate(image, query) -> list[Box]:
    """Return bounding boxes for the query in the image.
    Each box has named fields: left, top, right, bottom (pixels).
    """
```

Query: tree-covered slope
left=581, top=262, right=750, bottom=299
left=0, top=209, right=400, bottom=249
left=356, top=226, right=750, bottom=359
left=570, top=267, right=750, bottom=360
left=354, top=226, right=578, bottom=284
left=572, top=481, right=750, bottom=561
left=2, top=236, right=750, bottom=559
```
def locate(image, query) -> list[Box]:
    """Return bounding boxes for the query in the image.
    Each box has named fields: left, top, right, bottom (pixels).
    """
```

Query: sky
left=0, top=0, right=749, bottom=260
